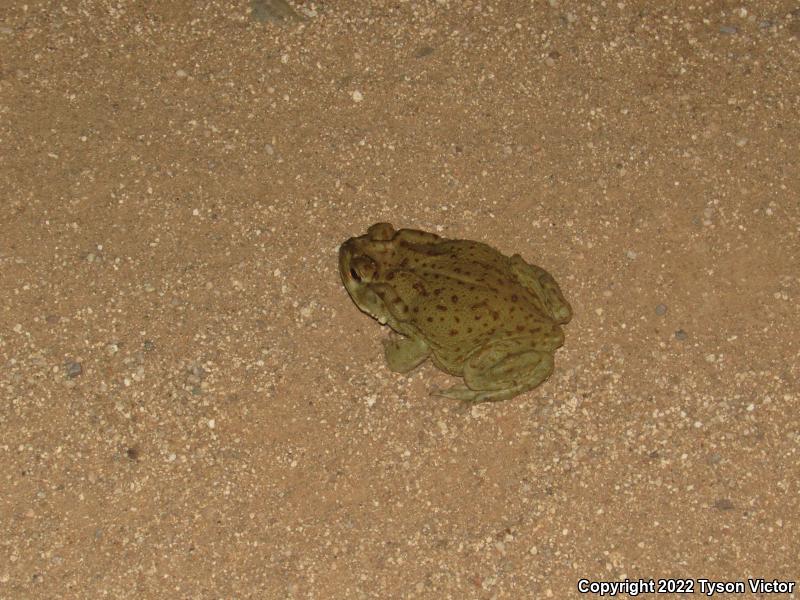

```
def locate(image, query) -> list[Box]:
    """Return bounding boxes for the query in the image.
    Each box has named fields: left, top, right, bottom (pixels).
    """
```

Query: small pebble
left=351, top=90, right=363, bottom=102
left=719, top=25, right=738, bottom=34
left=65, top=361, right=83, bottom=378
left=655, top=304, right=667, bottom=316
left=675, top=329, right=688, bottom=340
left=713, top=498, right=734, bottom=510
left=188, top=364, right=206, bottom=380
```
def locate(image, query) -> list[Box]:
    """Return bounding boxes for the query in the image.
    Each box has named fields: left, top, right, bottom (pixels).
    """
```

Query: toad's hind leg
left=382, top=335, right=431, bottom=373
left=509, top=255, right=572, bottom=324
left=433, top=340, right=554, bottom=403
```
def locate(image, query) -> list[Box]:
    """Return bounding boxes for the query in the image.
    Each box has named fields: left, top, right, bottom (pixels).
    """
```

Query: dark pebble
left=655, top=304, right=667, bottom=316
left=675, top=329, right=688, bottom=341
left=65, top=361, right=82, bottom=378
left=713, top=498, right=735, bottom=511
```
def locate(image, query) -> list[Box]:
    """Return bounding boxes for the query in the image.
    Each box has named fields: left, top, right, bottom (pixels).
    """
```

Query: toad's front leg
left=382, top=334, right=431, bottom=373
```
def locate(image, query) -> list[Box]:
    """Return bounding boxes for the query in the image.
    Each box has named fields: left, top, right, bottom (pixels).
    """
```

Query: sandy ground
left=1, top=0, right=799, bottom=598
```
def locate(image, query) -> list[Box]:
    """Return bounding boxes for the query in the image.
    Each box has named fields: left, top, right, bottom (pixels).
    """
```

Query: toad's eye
left=350, top=267, right=361, bottom=282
